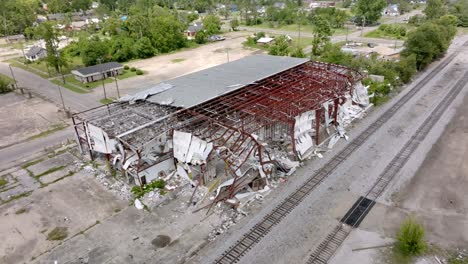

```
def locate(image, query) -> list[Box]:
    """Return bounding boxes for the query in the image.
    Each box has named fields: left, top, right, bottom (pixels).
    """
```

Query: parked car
left=208, top=35, right=226, bottom=42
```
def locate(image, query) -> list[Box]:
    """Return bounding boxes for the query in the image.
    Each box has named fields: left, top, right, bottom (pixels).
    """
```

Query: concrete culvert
left=152, top=235, right=171, bottom=248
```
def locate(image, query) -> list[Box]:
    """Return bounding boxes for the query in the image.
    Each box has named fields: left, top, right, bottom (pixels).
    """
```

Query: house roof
left=257, top=37, right=275, bottom=43
left=26, top=46, right=46, bottom=57
left=72, top=62, right=123, bottom=77
left=145, top=55, right=309, bottom=108
left=187, top=22, right=203, bottom=33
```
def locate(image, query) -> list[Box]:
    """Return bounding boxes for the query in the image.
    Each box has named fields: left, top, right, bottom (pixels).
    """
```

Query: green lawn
left=7, top=56, right=84, bottom=78
left=51, top=79, right=89, bottom=94
left=0, top=73, right=14, bottom=84
left=99, top=97, right=116, bottom=104
left=8, top=59, right=50, bottom=79
left=117, top=69, right=139, bottom=80
left=171, top=58, right=186, bottom=63
left=365, top=29, right=407, bottom=40
left=64, top=75, right=114, bottom=89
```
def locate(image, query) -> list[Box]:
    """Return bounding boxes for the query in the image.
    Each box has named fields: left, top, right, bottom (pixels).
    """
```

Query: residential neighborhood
left=0, top=0, right=468, bottom=264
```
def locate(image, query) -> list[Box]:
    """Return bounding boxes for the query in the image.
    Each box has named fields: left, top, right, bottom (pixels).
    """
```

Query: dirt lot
left=111, top=32, right=261, bottom=96
left=0, top=92, right=66, bottom=148
left=331, top=93, right=468, bottom=264
left=386, top=93, right=468, bottom=247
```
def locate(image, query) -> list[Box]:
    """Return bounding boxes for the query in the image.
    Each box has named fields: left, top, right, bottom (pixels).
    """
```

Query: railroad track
left=306, top=72, right=468, bottom=264
left=214, top=42, right=467, bottom=264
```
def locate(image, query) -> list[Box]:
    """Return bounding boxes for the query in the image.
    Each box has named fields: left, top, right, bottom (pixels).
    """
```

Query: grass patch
left=63, top=75, right=114, bottom=90
left=47, top=227, right=68, bottom=241
left=21, top=158, right=45, bottom=169
left=171, top=58, right=186, bottom=63
left=117, top=69, right=138, bottom=80
left=50, top=79, right=89, bottom=94
left=15, top=208, right=28, bottom=214
left=1, top=191, right=32, bottom=205
left=35, top=165, right=66, bottom=178
left=28, top=123, right=68, bottom=141
left=8, top=59, right=50, bottom=79
left=99, top=97, right=115, bottom=105
left=0, top=178, right=7, bottom=187
left=0, top=73, right=14, bottom=84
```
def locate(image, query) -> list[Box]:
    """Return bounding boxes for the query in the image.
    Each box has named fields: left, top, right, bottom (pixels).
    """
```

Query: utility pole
left=98, top=58, right=107, bottom=99
left=8, top=65, right=18, bottom=89
left=114, top=74, right=120, bottom=99
left=360, top=16, right=366, bottom=37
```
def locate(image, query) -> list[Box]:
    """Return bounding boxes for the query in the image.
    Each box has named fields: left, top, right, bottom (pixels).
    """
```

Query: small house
left=383, top=4, right=400, bottom=16
left=185, top=22, right=203, bottom=40
left=71, top=62, right=124, bottom=83
left=25, top=46, right=47, bottom=61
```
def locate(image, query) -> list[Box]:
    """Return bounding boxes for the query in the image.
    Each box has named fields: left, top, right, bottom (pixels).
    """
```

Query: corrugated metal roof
left=147, top=55, right=309, bottom=108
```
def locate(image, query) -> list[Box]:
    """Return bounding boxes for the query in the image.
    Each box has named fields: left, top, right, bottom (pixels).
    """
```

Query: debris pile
left=208, top=207, right=246, bottom=241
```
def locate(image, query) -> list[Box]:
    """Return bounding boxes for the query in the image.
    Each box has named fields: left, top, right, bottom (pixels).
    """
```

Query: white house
left=25, top=46, right=47, bottom=61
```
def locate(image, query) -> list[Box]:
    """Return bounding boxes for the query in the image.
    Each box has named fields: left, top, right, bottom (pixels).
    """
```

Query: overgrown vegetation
left=47, top=227, right=68, bottom=241
left=131, top=179, right=166, bottom=198
left=0, top=178, right=7, bottom=187
left=0, top=74, right=14, bottom=94
left=396, top=217, right=427, bottom=256
left=365, top=24, right=408, bottom=39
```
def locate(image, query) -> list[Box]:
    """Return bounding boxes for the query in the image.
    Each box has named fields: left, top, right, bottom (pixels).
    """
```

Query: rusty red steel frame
left=72, top=60, right=362, bottom=204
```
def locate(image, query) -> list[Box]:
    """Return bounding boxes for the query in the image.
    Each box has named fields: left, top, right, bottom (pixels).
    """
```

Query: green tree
left=71, top=0, right=92, bottom=11
left=403, top=16, right=457, bottom=69
left=450, top=0, right=468, bottom=27
left=195, top=31, right=208, bottom=44
left=149, top=15, right=187, bottom=53
left=396, top=217, right=427, bottom=256
left=203, top=14, right=221, bottom=36
left=110, top=36, right=135, bottom=62
left=133, top=37, right=156, bottom=58
left=396, top=54, right=417, bottom=84
left=1, top=0, right=39, bottom=35
left=290, top=47, right=305, bottom=58
left=424, top=0, right=447, bottom=20
left=311, top=15, right=332, bottom=56
left=81, top=36, right=110, bottom=66
left=268, top=35, right=290, bottom=56
left=354, top=0, right=387, bottom=25
left=230, top=19, right=240, bottom=31
left=37, top=22, right=68, bottom=74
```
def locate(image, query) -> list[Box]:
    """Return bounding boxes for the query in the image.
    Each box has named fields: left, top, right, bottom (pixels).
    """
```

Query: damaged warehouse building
left=72, top=55, right=369, bottom=210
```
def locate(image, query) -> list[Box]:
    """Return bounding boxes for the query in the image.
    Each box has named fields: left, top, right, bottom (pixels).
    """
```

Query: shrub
left=47, top=227, right=68, bottom=241
left=396, top=217, right=427, bottom=256
left=124, top=65, right=129, bottom=70
left=0, top=78, right=12, bottom=94
left=130, top=67, right=136, bottom=72
left=136, top=69, right=143, bottom=75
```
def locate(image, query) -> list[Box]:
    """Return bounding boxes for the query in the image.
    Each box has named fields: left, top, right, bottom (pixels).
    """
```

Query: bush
left=124, top=65, right=129, bottom=70
left=47, top=227, right=68, bottom=241
left=0, top=78, right=12, bottom=94
left=136, top=69, right=143, bottom=75
left=130, top=67, right=136, bottom=72
left=396, top=217, right=427, bottom=256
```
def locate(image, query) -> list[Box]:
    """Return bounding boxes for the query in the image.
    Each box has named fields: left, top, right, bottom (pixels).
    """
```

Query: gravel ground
left=188, top=35, right=468, bottom=264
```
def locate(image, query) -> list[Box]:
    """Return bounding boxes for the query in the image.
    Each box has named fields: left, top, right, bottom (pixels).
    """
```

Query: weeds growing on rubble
left=131, top=179, right=166, bottom=198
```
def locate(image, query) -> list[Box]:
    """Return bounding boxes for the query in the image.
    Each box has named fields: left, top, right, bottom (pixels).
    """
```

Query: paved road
left=0, top=62, right=99, bottom=112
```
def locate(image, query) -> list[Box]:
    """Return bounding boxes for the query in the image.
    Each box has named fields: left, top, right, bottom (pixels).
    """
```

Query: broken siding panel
left=87, top=123, right=116, bottom=154
left=173, top=130, right=192, bottom=162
